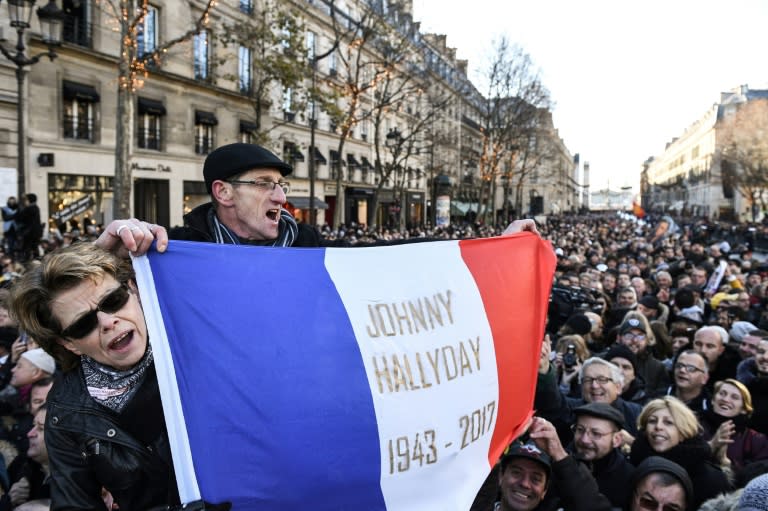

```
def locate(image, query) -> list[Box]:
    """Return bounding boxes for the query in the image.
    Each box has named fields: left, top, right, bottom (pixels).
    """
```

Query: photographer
left=554, top=334, right=590, bottom=398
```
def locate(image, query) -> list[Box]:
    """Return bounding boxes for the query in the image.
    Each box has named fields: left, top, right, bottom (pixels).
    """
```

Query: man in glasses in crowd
left=629, top=457, right=692, bottom=511
left=96, top=143, right=539, bottom=255
left=665, top=349, right=709, bottom=416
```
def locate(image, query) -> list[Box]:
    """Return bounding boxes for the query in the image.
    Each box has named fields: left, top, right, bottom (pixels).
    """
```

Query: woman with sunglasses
left=10, top=243, right=183, bottom=510
left=630, top=396, right=732, bottom=509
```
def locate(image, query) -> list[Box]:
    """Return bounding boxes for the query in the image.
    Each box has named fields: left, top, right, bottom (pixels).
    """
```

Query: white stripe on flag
left=132, top=254, right=201, bottom=504
left=325, top=241, right=499, bottom=511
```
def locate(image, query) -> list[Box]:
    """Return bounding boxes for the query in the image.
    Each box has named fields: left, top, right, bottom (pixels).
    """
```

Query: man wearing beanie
left=739, top=472, right=768, bottom=511
left=604, top=343, right=647, bottom=404
left=97, top=143, right=539, bottom=253
left=629, top=456, right=693, bottom=511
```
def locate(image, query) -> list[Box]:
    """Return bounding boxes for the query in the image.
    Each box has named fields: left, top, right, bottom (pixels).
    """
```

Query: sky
left=411, top=0, right=768, bottom=193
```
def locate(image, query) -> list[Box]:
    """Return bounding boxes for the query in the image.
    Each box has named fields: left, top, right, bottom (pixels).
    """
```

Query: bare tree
left=717, top=98, right=768, bottom=220
left=110, top=0, right=215, bottom=218
left=477, top=37, right=551, bottom=222
left=216, top=1, right=309, bottom=144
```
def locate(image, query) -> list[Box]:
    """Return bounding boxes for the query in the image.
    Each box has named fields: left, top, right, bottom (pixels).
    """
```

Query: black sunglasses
left=59, top=284, right=131, bottom=340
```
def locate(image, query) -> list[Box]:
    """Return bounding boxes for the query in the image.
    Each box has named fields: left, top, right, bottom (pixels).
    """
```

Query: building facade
left=0, top=0, right=574, bottom=232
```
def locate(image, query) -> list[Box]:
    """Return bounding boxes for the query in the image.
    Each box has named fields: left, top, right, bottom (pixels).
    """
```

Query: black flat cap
left=203, top=143, right=293, bottom=193
left=573, top=402, right=626, bottom=429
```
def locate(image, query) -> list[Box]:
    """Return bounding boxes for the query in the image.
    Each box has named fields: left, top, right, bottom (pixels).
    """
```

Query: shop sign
left=52, top=195, right=93, bottom=223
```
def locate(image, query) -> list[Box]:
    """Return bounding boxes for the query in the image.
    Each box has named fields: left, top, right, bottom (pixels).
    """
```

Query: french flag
left=132, top=233, right=555, bottom=511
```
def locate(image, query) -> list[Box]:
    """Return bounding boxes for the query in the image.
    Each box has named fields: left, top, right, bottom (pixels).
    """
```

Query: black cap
left=501, top=441, right=552, bottom=477
left=639, top=295, right=659, bottom=310
left=604, top=343, right=638, bottom=373
left=631, top=457, right=693, bottom=508
left=619, top=317, right=644, bottom=335
left=573, top=402, right=625, bottom=429
left=203, top=143, right=293, bottom=193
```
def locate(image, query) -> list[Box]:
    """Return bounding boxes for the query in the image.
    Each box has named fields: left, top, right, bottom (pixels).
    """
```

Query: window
left=306, top=31, right=316, bottom=60
left=282, top=87, right=295, bottom=122
left=137, top=98, right=166, bottom=150
left=239, top=120, right=257, bottom=144
left=239, top=0, right=253, bottom=14
left=137, top=5, right=158, bottom=58
left=193, top=30, right=210, bottom=80
left=194, top=111, right=217, bottom=155
left=238, top=46, right=252, bottom=94
left=360, top=120, right=368, bottom=141
left=62, top=0, right=92, bottom=47
left=62, top=80, right=99, bottom=142
left=328, top=49, right=337, bottom=76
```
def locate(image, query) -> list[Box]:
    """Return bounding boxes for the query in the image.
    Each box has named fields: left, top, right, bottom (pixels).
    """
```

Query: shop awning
left=287, top=196, right=329, bottom=209
left=347, top=154, right=360, bottom=167
left=310, top=146, right=326, bottom=164
left=240, top=120, right=258, bottom=133
left=195, top=110, right=218, bottom=126
left=63, top=80, right=100, bottom=102
left=290, top=146, right=305, bottom=162
left=138, top=97, right=166, bottom=115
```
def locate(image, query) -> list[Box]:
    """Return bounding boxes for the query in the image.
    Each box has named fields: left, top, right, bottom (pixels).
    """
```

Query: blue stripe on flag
left=145, top=241, right=386, bottom=510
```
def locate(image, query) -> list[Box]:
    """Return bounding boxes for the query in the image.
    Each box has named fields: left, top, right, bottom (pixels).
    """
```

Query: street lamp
left=385, top=127, right=403, bottom=228
left=0, top=0, right=63, bottom=197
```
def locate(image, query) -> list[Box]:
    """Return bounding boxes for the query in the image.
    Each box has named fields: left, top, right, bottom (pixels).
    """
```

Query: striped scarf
left=208, top=208, right=298, bottom=247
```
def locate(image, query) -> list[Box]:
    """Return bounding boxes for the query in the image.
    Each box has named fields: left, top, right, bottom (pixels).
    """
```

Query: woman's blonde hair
left=714, top=379, right=754, bottom=416
left=638, top=396, right=700, bottom=440
left=555, top=334, right=590, bottom=362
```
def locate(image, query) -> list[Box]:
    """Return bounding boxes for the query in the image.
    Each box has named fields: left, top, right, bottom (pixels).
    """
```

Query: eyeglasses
left=674, top=362, right=705, bottom=374
left=227, top=179, right=290, bottom=194
left=635, top=493, right=683, bottom=511
left=582, top=376, right=614, bottom=386
left=570, top=424, right=614, bottom=440
left=59, top=284, right=132, bottom=340
left=622, top=333, right=647, bottom=342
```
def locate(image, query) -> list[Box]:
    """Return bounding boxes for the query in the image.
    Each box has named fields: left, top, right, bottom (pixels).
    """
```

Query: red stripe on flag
left=459, top=233, right=556, bottom=467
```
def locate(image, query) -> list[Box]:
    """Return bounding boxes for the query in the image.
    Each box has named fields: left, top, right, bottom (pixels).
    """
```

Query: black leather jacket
left=45, top=364, right=179, bottom=511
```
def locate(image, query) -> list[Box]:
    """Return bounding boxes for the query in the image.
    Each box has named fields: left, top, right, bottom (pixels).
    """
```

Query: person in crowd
left=8, top=242, right=227, bottom=510
left=738, top=472, right=768, bottom=511
left=0, top=405, right=50, bottom=511
left=569, top=402, right=634, bottom=509
left=1, top=196, right=17, bottom=256
left=493, top=417, right=613, bottom=511
left=13, top=194, right=41, bottom=262
left=735, top=327, right=765, bottom=360
left=664, top=324, right=696, bottom=371
left=553, top=334, right=590, bottom=398
left=667, top=349, right=710, bottom=415
left=615, top=312, right=670, bottom=397
left=693, top=326, right=741, bottom=392
left=628, top=456, right=693, bottom=511
left=629, top=396, right=731, bottom=509
left=736, top=336, right=768, bottom=436
left=616, top=286, right=638, bottom=310
left=701, top=378, right=768, bottom=475
left=536, top=341, right=642, bottom=446
left=604, top=343, right=647, bottom=404
left=583, top=311, right=605, bottom=352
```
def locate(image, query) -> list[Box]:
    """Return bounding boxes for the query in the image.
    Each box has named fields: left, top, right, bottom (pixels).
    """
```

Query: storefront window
left=48, top=174, right=114, bottom=234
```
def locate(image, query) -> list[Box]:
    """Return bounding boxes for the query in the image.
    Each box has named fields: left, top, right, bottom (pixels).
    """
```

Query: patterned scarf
left=82, top=344, right=154, bottom=413
left=208, top=208, right=298, bottom=247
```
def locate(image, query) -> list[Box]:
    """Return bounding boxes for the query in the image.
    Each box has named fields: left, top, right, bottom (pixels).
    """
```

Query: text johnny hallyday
left=364, top=289, right=483, bottom=394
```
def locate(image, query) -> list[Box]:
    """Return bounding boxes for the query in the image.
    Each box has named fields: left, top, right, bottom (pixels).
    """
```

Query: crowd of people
left=0, top=141, right=765, bottom=510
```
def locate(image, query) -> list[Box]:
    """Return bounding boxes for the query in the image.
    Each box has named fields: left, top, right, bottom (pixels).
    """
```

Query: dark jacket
left=534, top=366, right=642, bottom=445
left=169, top=202, right=323, bottom=246
left=629, top=434, right=732, bottom=510
left=45, top=364, right=178, bottom=511
left=573, top=448, right=634, bottom=509
left=635, top=350, right=670, bottom=398
left=736, top=358, right=768, bottom=436
left=664, top=384, right=710, bottom=418
left=707, top=345, right=741, bottom=392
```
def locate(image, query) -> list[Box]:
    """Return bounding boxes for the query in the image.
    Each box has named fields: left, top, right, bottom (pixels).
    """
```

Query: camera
left=547, top=284, right=603, bottom=334
left=563, top=344, right=578, bottom=371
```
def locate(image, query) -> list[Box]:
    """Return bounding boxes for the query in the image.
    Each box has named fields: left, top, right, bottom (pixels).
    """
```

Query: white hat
left=21, top=348, right=56, bottom=375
